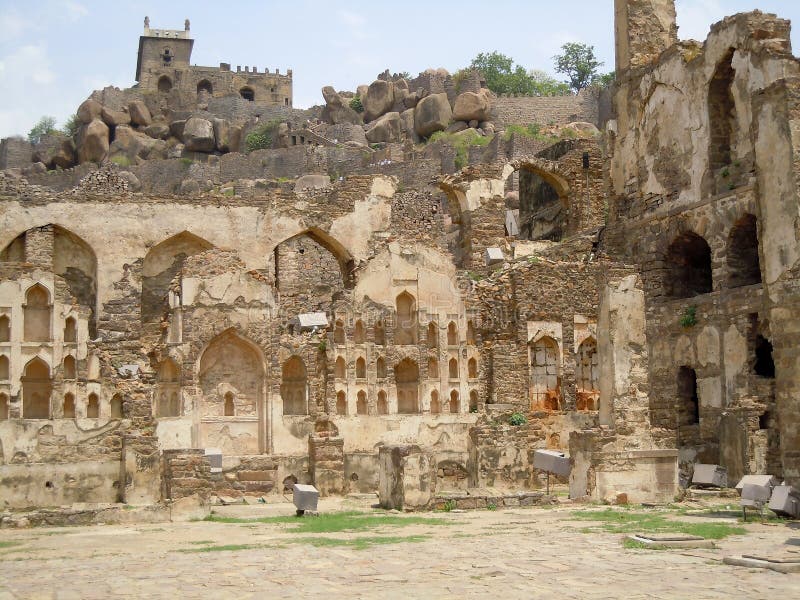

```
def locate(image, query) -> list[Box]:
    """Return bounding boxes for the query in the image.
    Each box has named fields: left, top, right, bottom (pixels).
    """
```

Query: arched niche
left=447, top=322, right=458, bottom=346
left=516, top=161, right=571, bottom=242
left=449, top=390, right=460, bottom=414
left=142, top=232, right=213, bottom=339
left=448, top=358, right=459, bottom=380
left=430, top=390, right=441, bottom=414
left=197, top=79, right=213, bottom=96
left=22, top=357, right=51, bottom=419
left=87, top=392, right=99, bottom=418
left=356, top=390, right=367, bottom=415
left=395, top=292, right=418, bottom=345
left=156, top=358, right=181, bottom=417
left=355, top=357, right=366, bottom=379
left=727, top=214, right=761, bottom=288
left=353, top=320, right=365, bottom=344
left=575, top=337, right=599, bottom=411
left=395, top=358, right=419, bottom=414
left=376, top=356, right=387, bottom=379
left=377, top=390, right=388, bottom=415
left=336, top=390, right=347, bottom=415
left=708, top=48, right=737, bottom=173
left=24, top=284, right=51, bottom=342
left=110, top=393, right=123, bottom=418
left=281, top=356, right=308, bottom=415
left=0, top=355, right=8, bottom=380
left=2, top=226, right=98, bottom=337
left=198, top=330, right=264, bottom=418
left=158, top=75, right=173, bottom=93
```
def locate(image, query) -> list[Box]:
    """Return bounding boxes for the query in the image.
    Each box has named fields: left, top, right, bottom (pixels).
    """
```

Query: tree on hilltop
left=553, top=43, right=603, bottom=93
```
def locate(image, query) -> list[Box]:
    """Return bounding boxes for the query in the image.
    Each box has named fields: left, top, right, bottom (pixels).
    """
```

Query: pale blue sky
left=0, top=0, right=798, bottom=138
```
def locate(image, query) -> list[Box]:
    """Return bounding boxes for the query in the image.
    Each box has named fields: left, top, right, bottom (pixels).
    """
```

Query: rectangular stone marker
left=768, top=485, right=800, bottom=518
left=293, top=483, right=319, bottom=511
left=691, top=464, right=727, bottom=488
left=533, top=449, right=570, bottom=477
left=204, top=447, right=222, bottom=472
left=484, top=247, right=504, bottom=266
left=297, top=312, right=328, bottom=331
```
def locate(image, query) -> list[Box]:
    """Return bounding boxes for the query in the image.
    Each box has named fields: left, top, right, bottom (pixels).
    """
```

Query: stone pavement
left=0, top=497, right=797, bottom=599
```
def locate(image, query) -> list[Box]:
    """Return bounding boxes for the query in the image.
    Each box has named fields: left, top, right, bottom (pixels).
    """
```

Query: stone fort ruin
left=0, top=0, right=798, bottom=515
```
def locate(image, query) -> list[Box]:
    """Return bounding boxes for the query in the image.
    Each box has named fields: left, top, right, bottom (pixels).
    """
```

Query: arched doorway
left=395, top=358, right=419, bottom=414
left=22, top=358, right=51, bottom=418
left=281, top=356, right=308, bottom=415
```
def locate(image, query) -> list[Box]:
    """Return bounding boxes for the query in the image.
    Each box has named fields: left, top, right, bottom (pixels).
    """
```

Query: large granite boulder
left=400, top=109, right=420, bottom=144
left=77, top=99, right=103, bottom=124
left=323, top=122, right=368, bottom=146
left=320, top=85, right=361, bottom=125
left=212, top=118, right=231, bottom=152
left=77, top=119, right=109, bottom=163
left=363, top=80, right=394, bottom=122
left=453, top=91, right=491, bottom=122
left=414, top=93, right=452, bottom=137
left=182, top=117, right=215, bottom=152
left=100, top=106, right=131, bottom=127
left=128, top=101, right=152, bottom=127
left=365, top=111, right=402, bottom=143
left=50, top=139, right=77, bottom=169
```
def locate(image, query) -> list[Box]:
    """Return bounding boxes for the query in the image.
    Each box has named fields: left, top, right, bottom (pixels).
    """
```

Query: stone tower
left=135, top=17, right=194, bottom=84
left=614, top=0, right=678, bottom=71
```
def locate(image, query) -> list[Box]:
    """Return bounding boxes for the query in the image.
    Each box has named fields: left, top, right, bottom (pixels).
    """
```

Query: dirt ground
left=1, top=496, right=798, bottom=599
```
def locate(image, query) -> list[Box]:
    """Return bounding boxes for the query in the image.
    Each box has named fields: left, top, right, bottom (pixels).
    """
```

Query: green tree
left=469, top=52, right=528, bottom=95
left=527, top=70, right=572, bottom=96
left=553, top=43, right=603, bottom=93
left=61, top=114, right=81, bottom=139
left=28, top=116, right=57, bottom=144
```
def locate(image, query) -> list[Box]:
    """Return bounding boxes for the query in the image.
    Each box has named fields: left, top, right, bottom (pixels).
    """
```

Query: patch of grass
left=679, top=305, right=697, bottom=328
left=622, top=538, right=654, bottom=550
left=110, top=155, right=131, bottom=167
left=188, top=540, right=216, bottom=545
left=440, top=499, right=457, bottom=512
left=179, top=543, right=262, bottom=553
left=569, top=509, right=746, bottom=540
left=428, top=129, right=492, bottom=170
left=292, top=535, right=429, bottom=550
left=245, top=119, right=281, bottom=153
left=201, top=510, right=448, bottom=534
left=0, top=541, right=22, bottom=549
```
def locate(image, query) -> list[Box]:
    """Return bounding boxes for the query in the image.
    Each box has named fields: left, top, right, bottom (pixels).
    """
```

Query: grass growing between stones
left=289, top=535, right=429, bottom=550
left=201, top=511, right=449, bottom=534
left=569, top=509, right=746, bottom=540
left=0, top=541, right=22, bottom=549
left=179, top=544, right=262, bottom=553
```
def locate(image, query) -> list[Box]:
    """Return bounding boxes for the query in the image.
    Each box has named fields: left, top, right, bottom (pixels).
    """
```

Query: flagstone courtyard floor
left=1, top=496, right=798, bottom=599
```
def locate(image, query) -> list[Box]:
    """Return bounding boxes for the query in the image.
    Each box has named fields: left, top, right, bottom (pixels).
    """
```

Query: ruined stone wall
left=494, top=91, right=599, bottom=127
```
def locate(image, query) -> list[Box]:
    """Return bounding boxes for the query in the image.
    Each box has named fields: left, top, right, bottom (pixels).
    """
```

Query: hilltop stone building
left=0, top=1, right=797, bottom=513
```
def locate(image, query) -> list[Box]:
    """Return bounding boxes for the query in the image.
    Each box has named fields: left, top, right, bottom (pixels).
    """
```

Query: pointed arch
left=0, top=355, right=8, bottom=380
left=63, top=393, right=76, bottom=418
left=430, top=390, right=441, bottom=414
left=427, top=322, right=438, bottom=349
left=64, top=317, right=77, bottom=343
left=427, top=356, right=439, bottom=379
left=63, top=355, right=76, bottom=379
left=395, top=358, right=419, bottom=414
left=468, top=357, right=478, bottom=379
left=142, top=231, right=213, bottom=337
left=334, top=320, right=346, bottom=344
left=576, top=337, right=599, bottom=411
left=24, top=284, right=51, bottom=342
left=22, top=357, right=51, bottom=418
left=110, top=393, right=123, bottom=418
left=466, top=320, right=476, bottom=345
left=356, top=390, right=368, bottom=415
left=449, top=390, right=460, bottom=414
left=224, top=391, right=236, bottom=416
left=469, top=389, right=479, bottom=412
left=665, top=232, right=712, bottom=298
left=354, top=320, right=365, bottom=344
left=198, top=329, right=264, bottom=419
left=335, top=356, right=346, bottom=379
left=376, top=356, right=387, bottom=379
left=728, top=214, right=760, bottom=288
left=356, top=356, right=366, bottom=379
left=377, top=390, right=388, bottom=415
left=197, top=79, right=213, bottom=96
left=0, top=315, right=9, bottom=342
left=336, top=390, right=347, bottom=415
left=449, top=357, right=459, bottom=380
left=708, top=47, right=737, bottom=173
left=374, top=321, right=386, bottom=345
left=447, top=322, right=458, bottom=346
left=395, top=292, right=417, bottom=345
left=281, top=356, right=308, bottom=415
left=87, top=392, right=100, bottom=418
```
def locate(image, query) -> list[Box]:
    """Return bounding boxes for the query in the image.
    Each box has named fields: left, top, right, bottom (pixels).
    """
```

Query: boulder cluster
left=60, top=98, right=243, bottom=167
left=320, top=72, right=495, bottom=145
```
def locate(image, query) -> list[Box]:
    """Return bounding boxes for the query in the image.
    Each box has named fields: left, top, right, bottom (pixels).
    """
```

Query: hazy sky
left=0, top=0, right=798, bottom=138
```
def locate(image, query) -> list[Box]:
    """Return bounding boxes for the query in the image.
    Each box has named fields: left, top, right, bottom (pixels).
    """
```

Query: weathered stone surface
left=453, top=91, right=491, bottom=122
left=143, top=123, right=170, bottom=140
left=400, top=108, right=420, bottom=144
left=446, top=121, right=469, bottom=134
left=100, top=106, right=131, bottom=127
left=365, top=111, right=402, bottom=143
left=182, top=117, right=215, bottom=152
left=128, top=101, right=152, bottom=127
left=324, top=122, right=368, bottom=146
left=414, top=93, right=452, bottom=137
left=212, top=118, right=230, bottom=152
left=77, top=119, right=109, bottom=163
left=77, top=99, right=103, bottom=124
left=363, top=80, right=394, bottom=122
left=169, top=120, right=187, bottom=140
left=50, top=139, right=77, bottom=169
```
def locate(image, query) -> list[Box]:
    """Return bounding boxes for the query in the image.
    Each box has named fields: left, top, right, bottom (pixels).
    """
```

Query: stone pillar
left=614, top=0, right=677, bottom=72
left=120, top=435, right=161, bottom=504
left=308, top=422, right=345, bottom=496
left=378, top=445, right=436, bottom=510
